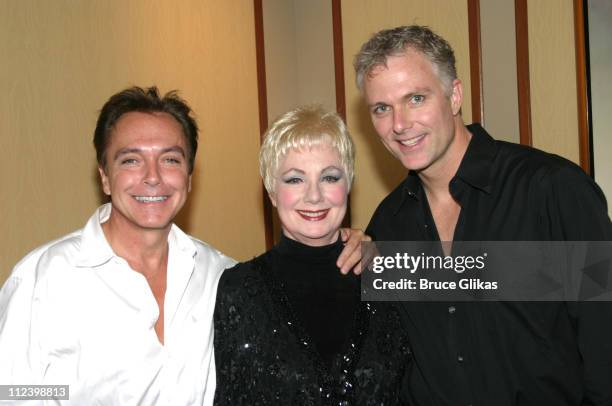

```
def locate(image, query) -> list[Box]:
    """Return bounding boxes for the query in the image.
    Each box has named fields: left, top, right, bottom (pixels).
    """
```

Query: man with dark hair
left=355, top=25, right=612, bottom=405
left=0, top=86, right=365, bottom=405
left=94, top=87, right=199, bottom=174
left=0, top=86, right=233, bottom=405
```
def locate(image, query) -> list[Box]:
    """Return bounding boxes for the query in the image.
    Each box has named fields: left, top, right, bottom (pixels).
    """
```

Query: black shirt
left=366, top=124, right=612, bottom=406
left=213, top=235, right=411, bottom=405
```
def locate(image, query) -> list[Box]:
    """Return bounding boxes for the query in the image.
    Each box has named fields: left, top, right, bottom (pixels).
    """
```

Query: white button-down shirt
left=0, top=204, right=236, bottom=405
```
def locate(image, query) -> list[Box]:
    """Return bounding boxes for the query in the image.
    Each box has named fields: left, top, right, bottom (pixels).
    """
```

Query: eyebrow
left=281, top=165, right=343, bottom=176
left=113, top=146, right=186, bottom=161
left=401, top=87, right=432, bottom=100
left=322, top=165, right=343, bottom=173
left=281, top=168, right=305, bottom=176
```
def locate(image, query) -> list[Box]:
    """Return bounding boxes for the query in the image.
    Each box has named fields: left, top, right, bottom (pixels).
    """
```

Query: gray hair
left=259, top=105, right=355, bottom=194
left=354, top=25, right=457, bottom=95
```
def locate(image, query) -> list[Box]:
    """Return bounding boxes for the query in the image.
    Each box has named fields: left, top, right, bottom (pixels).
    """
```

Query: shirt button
left=457, top=355, right=465, bottom=363
left=448, top=305, right=456, bottom=314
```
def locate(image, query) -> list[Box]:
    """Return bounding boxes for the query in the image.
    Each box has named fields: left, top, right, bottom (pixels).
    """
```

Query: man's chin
left=400, top=160, right=430, bottom=172
left=130, top=216, right=175, bottom=231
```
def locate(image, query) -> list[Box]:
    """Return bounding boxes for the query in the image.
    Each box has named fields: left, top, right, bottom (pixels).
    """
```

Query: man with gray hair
left=355, top=25, right=612, bottom=405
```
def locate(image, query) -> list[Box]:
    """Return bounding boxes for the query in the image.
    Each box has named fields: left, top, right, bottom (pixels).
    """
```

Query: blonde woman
left=213, top=106, right=410, bottom=405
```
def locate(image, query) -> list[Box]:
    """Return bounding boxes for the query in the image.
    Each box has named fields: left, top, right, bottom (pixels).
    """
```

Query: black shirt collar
left=396, top=123, right=498, bottom=214
left=455, top=123, right=498, bottom=193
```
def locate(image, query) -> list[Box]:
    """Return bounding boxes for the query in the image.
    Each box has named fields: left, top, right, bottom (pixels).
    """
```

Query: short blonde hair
left=259, top=105, right=355, bottom=193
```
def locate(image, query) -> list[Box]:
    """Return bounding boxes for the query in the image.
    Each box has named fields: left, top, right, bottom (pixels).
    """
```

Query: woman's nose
left=304, top=181, right=323, bottom=204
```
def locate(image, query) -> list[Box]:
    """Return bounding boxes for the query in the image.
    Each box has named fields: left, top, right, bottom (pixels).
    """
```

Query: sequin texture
left=213, top=249, right=411, bottom=405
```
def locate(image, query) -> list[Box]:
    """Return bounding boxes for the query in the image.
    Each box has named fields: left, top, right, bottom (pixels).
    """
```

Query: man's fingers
left=337, top=228, right=361, bottom=270
left=361, top=240, right=379, bottom=274
left=338, top=228, right=372, bottom=274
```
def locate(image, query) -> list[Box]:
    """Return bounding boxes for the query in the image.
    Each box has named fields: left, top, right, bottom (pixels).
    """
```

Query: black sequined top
left=213, top=235, right=412, bottom=405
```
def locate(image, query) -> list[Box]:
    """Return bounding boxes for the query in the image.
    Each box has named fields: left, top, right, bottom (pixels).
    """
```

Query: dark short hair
left=354, top=25, right=457, bottom=95
left=94, top=86, right=198, bottom=174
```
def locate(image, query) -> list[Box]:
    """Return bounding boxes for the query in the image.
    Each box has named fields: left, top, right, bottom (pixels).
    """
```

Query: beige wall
left=480, top=0, right=520, bottom=143
left=263, top=0, right=299, bottom=123
left=263, top=0, right=336, bottom=121
left=0, top=1, right=265, bottom=283
left=588, top=0, right=612, bottom=216
left=528, top=0, right=580, bottom=164
left=294, top=0, right=336, bottom=112
left=341, top=0, right=473, bottom=230
left=479, top=0, right=583, bottom=165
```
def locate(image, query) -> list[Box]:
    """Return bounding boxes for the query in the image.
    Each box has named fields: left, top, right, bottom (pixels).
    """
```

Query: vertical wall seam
left=332, top=0, right=351, bottom=228
left=573, top=0, right=593, bottom=176
left=254, top=0, right=274, bottom=249
left=515, top=0, right=533, bottom=146
left=467, top=0, right=483, bottom=125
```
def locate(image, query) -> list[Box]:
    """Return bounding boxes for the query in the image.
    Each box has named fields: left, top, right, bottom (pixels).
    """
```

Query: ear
left=188, top=175, right=192, bottom=193
left=268, top=191, right=278, bottom=208
left=98, top=166, right=111, bottom=196
left=450, top=79, right=463, bottom=116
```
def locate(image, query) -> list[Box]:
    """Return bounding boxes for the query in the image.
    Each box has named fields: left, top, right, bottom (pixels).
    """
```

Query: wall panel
left=587, top=0, right=612, bottom=216
left=527, top=0, right=580, bottom=163
left=480, top=0, right=520, bottom=143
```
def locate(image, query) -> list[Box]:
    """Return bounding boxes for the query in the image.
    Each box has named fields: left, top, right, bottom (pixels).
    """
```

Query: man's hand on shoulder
left=337, top=228, right=372, bottom=275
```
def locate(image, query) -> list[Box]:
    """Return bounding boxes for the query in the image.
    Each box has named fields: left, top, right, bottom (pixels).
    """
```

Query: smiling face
left=270, top=143, right=348, bottom=247
left=363, top=48, right=463, bottom=176
left=99, top=111, right=191, bottom=235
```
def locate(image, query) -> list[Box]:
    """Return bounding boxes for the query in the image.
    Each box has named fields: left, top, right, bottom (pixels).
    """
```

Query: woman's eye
left=283, top=177, right=302, bottom=184
left=322, top=175, right=340, bottom=183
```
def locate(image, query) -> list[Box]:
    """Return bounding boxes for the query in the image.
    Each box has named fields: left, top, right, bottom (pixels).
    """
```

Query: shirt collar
left=395, top=123, right=498, bottom=214
left=75, top=203, right=197, bottom=267
left=454, top=123, right=498, bottom=193
left=167, top=221, right=198, bottom=258
left=75, top=203, right=116, bottom=267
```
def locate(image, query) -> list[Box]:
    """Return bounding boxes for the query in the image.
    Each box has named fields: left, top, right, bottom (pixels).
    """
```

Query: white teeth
left=299, top=210, right=327, bottom=217
left=135, top=196, right=167, bottom=202
left=399, top=134, right=425, bottom=146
